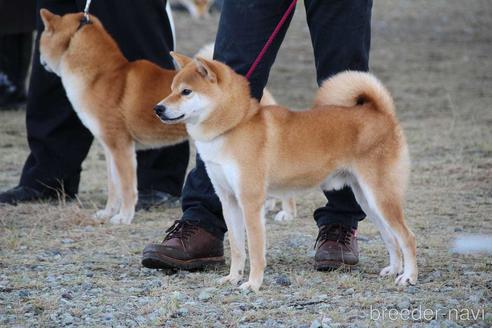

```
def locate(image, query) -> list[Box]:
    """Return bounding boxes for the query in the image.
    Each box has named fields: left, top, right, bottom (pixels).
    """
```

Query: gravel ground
left=1, top=0, right=491, bottom=327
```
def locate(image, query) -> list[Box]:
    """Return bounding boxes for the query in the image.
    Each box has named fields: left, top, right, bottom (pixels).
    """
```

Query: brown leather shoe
left=142, top=220, right=225, bottom=270
left=314, top=224, right=359, bottom=271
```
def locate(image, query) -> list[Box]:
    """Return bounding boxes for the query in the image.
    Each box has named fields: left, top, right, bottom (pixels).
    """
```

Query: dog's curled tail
left=314, top=71, right=395, bottom=116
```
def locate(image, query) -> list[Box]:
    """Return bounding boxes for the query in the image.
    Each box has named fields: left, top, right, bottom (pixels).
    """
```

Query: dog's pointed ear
left=194, top=57, right=217, bottom=83
left=40, top=9, right=58, bottom=32
left=170, top=52, right=192, bottom=71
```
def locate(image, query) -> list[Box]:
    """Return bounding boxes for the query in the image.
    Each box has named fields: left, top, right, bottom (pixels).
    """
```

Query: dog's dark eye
left=181, top=89, right=192, bottom=96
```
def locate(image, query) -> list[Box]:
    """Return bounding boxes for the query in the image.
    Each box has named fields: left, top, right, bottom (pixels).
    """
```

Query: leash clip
left=78, top=0, right=93, bottom=30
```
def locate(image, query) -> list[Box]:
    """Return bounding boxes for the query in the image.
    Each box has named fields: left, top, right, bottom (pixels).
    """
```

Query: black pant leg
left=0, top=32, right=32, bottom=93
left=20, top=0, right=90, bottom=195
left=181, top=0, right=295, bottom=237
left=305, top=0, right=372, bottom=229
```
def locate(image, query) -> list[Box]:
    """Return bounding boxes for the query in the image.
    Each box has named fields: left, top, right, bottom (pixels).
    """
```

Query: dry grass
left=1, top=0, right=491, bottom=326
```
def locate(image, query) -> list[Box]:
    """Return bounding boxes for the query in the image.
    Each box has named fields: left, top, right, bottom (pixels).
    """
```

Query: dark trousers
left=182, top=0, right=372, bottom=237
left=19, top=0, right=189, bottom=197
left=0, top=32, right=32, bottom=93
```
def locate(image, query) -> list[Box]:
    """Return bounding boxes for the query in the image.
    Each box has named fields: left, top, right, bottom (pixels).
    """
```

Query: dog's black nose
left=154, top=104, right=166, bottom=116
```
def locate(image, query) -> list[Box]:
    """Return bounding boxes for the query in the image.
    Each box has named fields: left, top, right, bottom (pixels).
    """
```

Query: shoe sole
left=142, top=251, right=225, bottom=270
left=315, top=260, right=356, bottom=272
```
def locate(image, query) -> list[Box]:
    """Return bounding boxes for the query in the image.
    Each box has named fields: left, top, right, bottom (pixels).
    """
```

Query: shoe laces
left=315, top=224, right=355, bottom=248
left=163, top=220, right=199, bottom=242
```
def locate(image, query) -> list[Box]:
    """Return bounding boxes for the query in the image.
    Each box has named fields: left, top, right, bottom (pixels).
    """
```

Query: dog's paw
left=239, top=280, right=261, bottom=293
left=395, top=272, right=417, bottom=286
left=379, top=265, right=402, bottom=277
left=274, top=210, right=293, bottom=222
left=110, top=214, right=132, bottom=225
left=93, top=209, right=113, bottom=220
left=264, top=199, right=277, bottom=211
left=217, top=274, right=242, bottom=286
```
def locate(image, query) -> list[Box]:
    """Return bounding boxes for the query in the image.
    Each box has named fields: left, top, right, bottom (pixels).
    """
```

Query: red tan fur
left=38, top=9, right=188, bottom=224
left=157, top=53, right=417, bottom=292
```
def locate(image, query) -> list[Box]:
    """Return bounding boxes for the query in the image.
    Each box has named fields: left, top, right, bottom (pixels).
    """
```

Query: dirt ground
left=1, top=0, right=491, bottom=327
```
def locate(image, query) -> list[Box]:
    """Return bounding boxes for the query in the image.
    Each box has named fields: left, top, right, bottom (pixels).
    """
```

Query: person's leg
left=143, top=0, right=296, bottom=269
left=304, top=0, right=372, bottom=269
left=0, top=32, right=32, bottom=108
left=307, top=0, right=372, bottom=229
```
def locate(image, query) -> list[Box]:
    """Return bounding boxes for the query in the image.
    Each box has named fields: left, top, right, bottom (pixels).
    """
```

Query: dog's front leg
left=239, top=196, right=266, bottom=292
left=217, top=192, right=246, bottom=286
left=94, top=147, right=120, bottom=220
left=108, top=141, right=137, bottom=225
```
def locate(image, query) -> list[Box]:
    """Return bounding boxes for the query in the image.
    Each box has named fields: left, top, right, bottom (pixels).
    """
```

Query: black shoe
left=0, top=186, right=55, bottom=205
left=136, top=190, right=180, bottom=211
left=0, top=85, right=26, bottom=110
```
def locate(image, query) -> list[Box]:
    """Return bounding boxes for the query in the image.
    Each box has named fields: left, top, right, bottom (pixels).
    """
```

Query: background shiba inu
left=157, top=53, right=417, bottom=292
left=39, top=9, right=188, bottom=224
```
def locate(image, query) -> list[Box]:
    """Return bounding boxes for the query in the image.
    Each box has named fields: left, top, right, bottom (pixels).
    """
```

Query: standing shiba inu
left=38, top=9, right=188, bottom=224
left=156, top=53, right=417, bottom=292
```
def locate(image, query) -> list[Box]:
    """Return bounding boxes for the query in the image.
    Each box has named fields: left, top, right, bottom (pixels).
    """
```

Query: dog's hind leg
left=352, top=171, right=417, bottom=286
left=94, top=147, right=121, bottom=220
left=274, top=197, right=297, bottom=221
left=350, top=181, right=403, bottom=277
left=108, top=141, right=137, bottom=225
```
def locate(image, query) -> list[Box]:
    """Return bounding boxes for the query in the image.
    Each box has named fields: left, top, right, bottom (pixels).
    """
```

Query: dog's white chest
left=195, top=138, right=226, bottom=164
left=62, top=69, right=101, bottom=136
left=195, top=139, right=240, bottom=194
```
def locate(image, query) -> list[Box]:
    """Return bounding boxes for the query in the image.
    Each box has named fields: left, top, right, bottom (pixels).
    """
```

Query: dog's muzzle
left=154, top=104, right=184, bottom=122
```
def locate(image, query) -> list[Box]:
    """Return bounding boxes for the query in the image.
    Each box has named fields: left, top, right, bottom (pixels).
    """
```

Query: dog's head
left=154, top=52, right=223, bottom=125
left=155, top=52, right=251, bottom=139
left=39, top=9, right=99, bottom=75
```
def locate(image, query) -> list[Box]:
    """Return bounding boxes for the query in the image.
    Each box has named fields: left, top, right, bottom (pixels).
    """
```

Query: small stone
left=443, top=320, right=461, bottom=328
left=447, top=298, right=459, bottom=306
left=198, top=289, right=211, bottom=301
left=397, top=300, right=410, bottom=309
left=102, top=313, right=113, bottom=321
left=432, top=271, right=442, bottom=278
left=310, top=319, right=322, bottom=328
left=62, top=292, right=73, bottom=300
left=62, top=314, right=74, bottom=325
left=18, top=290, right=30, bottom=298
left=176, top=307, right=189, bottom=316
left=135, top=315, right=145, bottom=324
left=275, top=274, right=291, bottom=286
left=454, top=227, right=463, bottom=232
left=62, top=239, right=74, bottom=244
left=345, top=288, right=355, bottom=295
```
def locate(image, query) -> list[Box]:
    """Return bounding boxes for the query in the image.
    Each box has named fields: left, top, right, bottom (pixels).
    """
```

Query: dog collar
left=77, top=16, right=92, bottom=31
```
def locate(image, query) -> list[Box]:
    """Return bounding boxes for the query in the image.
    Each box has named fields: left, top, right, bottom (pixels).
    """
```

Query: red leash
left=245, top=0, right=298, bottom=80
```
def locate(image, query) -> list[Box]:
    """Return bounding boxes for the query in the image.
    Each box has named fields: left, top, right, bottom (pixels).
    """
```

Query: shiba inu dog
left=38, top=9, right=188, bottom=224
left=156, top=53, right=417, bottom=292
